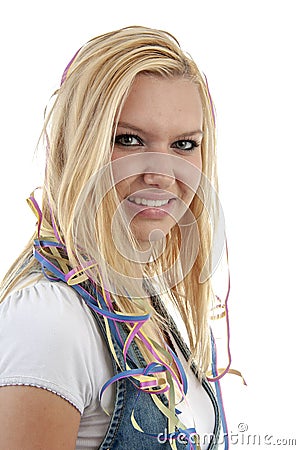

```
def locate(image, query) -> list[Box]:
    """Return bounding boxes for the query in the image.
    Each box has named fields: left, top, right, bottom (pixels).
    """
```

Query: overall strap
left=149, top=291, right=221, bottom=449
left=89, top=294, right=220, bottom=450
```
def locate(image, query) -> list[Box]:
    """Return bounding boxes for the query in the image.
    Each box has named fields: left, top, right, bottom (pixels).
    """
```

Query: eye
left=115, top=134, right=143, bottom=146
left=172, top=139, right=199, bottom=152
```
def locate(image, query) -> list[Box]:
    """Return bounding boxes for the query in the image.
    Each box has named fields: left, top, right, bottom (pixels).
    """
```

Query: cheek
left=114, top=176, right=138, bottom=199
left=175, top=157, right=202, bottom=201
left=114, top=180, right=128, bottom=199
left=179, top=182, right=198, bottom=207
left=190, top=151, right=202, bottom=174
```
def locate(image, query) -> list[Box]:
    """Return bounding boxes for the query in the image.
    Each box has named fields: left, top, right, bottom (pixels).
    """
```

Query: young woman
left=0, top=26, right=228, bottom=449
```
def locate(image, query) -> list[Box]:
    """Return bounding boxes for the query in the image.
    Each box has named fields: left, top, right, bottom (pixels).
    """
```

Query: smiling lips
left=125, top=193, right=177, bottom=219
left=128, top=196, right=170, bottom=207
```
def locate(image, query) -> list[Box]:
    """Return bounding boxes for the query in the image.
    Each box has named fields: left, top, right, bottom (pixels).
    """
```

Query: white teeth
left=128, top=197, right=169, bottom=207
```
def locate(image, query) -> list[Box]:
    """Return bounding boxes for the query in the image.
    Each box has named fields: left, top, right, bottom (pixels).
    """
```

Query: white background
left=1, top=1, right=299, bottom=447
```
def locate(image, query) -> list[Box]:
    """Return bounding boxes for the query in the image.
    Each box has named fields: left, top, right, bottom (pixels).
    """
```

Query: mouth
left=127, top=196, right=171, bottom=207
left=124, top=193, right=177, bottom=219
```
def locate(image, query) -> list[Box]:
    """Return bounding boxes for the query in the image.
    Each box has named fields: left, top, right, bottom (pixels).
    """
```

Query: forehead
left=118, top=75, right=203, bottom=134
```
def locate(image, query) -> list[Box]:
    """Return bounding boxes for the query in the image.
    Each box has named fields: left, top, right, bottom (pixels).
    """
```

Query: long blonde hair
left=0, top=26, right=218, bottom=374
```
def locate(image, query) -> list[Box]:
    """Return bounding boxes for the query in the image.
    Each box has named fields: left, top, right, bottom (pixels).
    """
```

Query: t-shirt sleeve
left=0, top=278, right=111, bottom=414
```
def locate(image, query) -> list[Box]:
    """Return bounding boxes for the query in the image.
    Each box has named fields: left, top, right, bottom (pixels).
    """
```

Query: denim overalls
left=90, top=291, right=221, bottom=450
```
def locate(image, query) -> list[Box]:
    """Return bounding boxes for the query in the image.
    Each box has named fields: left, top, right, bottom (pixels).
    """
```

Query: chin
left=131, top=218, right=175, bottom=243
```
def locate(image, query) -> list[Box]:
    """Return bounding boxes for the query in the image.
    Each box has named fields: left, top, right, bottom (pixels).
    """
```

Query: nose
left=143, top=171, right=175, bottom=189
left=142, top=153, right=176, bottom=189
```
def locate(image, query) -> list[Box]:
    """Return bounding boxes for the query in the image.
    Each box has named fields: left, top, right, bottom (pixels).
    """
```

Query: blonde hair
left=0, top=26, right=218, bottom=374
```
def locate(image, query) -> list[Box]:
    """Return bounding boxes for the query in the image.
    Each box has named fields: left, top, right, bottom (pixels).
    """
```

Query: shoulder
left=0, top=275, right=113, bottom=413
left=2, top=274, right=88, bottom=316
left=1, top=275, right=99, bottom=342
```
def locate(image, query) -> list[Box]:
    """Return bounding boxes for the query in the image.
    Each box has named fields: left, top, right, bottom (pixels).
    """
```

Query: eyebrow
left=117, top=121, right=203, bottom=138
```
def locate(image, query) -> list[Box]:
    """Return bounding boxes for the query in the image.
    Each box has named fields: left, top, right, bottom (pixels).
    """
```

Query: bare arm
left=0, top=386, right=81, bottom=450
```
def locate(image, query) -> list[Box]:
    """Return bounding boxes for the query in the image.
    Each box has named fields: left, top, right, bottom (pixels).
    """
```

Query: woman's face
left=111, top=74, right=203, bottom=248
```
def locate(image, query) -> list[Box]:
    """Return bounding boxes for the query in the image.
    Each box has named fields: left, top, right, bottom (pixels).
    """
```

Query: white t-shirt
left=0, top=275, right=215, bottom=449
